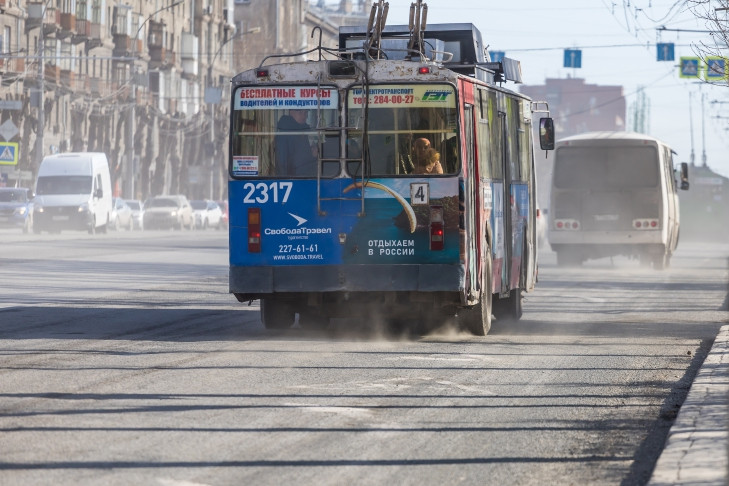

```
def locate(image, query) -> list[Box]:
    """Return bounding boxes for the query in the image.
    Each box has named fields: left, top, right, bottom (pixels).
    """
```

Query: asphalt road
left=0, top=229, right=726, bottom=485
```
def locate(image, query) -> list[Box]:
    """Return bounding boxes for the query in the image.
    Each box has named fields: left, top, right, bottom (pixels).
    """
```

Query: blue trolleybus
left=228, top=2, right=554, bottom=334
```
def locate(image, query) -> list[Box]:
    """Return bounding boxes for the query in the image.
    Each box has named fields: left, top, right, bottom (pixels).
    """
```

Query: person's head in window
left=414, top=147, right=443, bottom=175
left=289, top=109, right=309, bottom=126
left=278, top=109, right=310, bottom=131
left=413, top=137, right=431, bottom=165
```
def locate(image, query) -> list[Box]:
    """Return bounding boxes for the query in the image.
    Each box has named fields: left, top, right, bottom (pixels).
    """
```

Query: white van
left=33, top=152, right=113, bottom=234
left=548, top=132, right=689, bottom=269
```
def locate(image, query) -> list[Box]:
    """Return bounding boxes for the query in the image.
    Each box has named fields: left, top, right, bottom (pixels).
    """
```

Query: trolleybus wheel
left=261, top=298, right=295, bottom=329
left=493, top=286, right=523, bottom=322
left=458, top=250, right=492, bottom=336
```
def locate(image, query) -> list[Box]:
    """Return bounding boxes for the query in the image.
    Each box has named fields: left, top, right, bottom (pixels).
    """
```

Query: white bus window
left=554, top=146, right=659, bottom=190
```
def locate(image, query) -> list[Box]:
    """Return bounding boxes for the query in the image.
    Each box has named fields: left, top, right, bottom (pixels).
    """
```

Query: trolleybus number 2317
left=228, top=2, right=554, bottom=336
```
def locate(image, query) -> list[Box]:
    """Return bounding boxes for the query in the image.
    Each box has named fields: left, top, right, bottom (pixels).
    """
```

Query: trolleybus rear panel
left=228, top=20, right=551, bottom=332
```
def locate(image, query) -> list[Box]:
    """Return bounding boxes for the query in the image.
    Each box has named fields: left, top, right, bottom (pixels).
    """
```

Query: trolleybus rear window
left=230, top=85, right=340, bottom=178
left=554, top=145, right=659, bottom=190
left=347, top=84, right=459, bottom=177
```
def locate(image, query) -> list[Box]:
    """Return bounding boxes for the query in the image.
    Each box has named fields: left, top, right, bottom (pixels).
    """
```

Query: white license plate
left=52, top=215, right=70, bottom=221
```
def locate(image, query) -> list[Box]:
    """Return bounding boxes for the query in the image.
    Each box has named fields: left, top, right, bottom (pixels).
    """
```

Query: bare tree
left=687, top=0, right=729, bottom=85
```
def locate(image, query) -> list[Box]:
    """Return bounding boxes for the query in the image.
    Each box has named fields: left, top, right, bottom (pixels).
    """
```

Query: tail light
left=554, top=219, right=580, bottom=230
left=430, top=205, right=444, bottom=251
left=248, top=208, right=261, bottom=253
left=634, top=218, right=659, bottom=229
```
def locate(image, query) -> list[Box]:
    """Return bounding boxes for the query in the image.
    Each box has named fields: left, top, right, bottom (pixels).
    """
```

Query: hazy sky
left=384, top=1, right=729, bottom=178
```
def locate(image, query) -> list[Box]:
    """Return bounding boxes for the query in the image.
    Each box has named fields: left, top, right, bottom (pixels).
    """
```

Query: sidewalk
left=648, top=324, right=729, bottom=485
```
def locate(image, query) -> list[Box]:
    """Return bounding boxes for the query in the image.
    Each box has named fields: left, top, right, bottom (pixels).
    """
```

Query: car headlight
left=170, top=210, right=178, bottom=217
left=78, top=202, right=89, bottom=213
left=35, top=205, right=44, bottom=213
left=14, top=207, right=27, bottom=216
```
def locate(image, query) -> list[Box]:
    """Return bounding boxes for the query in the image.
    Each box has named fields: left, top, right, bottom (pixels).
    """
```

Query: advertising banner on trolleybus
left=229, top=178, right=461, bottom=267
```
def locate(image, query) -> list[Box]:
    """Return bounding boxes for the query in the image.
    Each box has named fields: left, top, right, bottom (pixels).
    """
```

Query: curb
left=648, top=324, right=729, bottom=485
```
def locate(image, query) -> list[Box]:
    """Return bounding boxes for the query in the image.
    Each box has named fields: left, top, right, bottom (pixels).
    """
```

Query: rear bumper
left=548, top=229, right=665, bottom=246
left=230, top=263, right=465, bottom=297
left=34, top=210, right=93, bottom=231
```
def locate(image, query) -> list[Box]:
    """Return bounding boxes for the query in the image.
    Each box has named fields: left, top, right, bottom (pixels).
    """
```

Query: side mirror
left=95, top=188, right=103, bottom=198
left=539, top=118, right=555, bottom=151
left=680, top=162, right=690, bottom=190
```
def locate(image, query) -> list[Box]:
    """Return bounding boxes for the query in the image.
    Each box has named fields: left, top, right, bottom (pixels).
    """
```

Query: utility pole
left=701, top=91, right=707, bottom=167
left=35, top=1, right=47, bottom=171
left=688, top=91, right=695, bottom=166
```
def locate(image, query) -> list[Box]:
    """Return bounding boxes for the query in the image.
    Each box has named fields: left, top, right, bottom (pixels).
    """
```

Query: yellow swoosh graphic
left=343, top=181, right=417, bottom=233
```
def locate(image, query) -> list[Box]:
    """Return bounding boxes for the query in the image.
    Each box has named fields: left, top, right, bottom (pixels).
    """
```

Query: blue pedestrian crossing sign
left=679, top=57, right=700, bottom=78
left=489, top=51, right=505, bottom=63
left=705, top=57, right=727, bottom=81
left=656, top=43, right=674, bottom=61
left=563, top=49, right=582, bottom=68
left=0, top=142, right=18, bottom=166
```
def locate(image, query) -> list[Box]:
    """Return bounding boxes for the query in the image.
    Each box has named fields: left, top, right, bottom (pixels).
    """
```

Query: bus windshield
left=347, top=84, right=459, bottom=176
left=36, top=175, right=92, bottom=195
left=554, top=145, right=659, bottom=190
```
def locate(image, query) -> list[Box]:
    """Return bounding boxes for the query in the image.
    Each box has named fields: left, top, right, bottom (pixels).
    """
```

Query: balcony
left=59, top=12, right=76, bottom=39
left=59, top=69, right=74, bottom=88
left=2, top=57, right=25, bottom=74
left=44, top=64, right=60, bottom=85
left=26, top=3, right=60, bottom=35
left=86, top=22, right=102, bottom=51
left=73, top=18, right=90, bottom=43
left=0, top=57, right=25, bottom=86
left=149, top=46, right=166, bottom=66
left=112, top=33, right=133, bottom=59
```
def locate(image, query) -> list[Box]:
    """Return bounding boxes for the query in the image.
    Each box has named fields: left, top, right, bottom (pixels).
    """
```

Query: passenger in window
left=413, top=147, right=444, bottom=175
left=275, top=109, right=317, bottom=176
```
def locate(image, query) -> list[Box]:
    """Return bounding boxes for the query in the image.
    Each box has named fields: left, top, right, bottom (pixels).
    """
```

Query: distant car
left=536, top=206, right=547, bottom=249
left=125, top=199, right=144, bottom=230
left=110, top=197, right=134, bottom=231
left=216, top=200, right=229, bottom=230
left=0, top=187, right=34, bottom=233
left=190, top=199, right=223, bottom=230
left=143, top=195, right=194, bottom=230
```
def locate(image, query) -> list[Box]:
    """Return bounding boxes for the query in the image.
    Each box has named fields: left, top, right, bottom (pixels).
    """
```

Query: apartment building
left=0, top=0, right=369, bottom=200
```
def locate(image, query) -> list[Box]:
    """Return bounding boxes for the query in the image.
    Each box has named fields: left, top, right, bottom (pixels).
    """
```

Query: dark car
left=0, top=187, right=34, bottom=233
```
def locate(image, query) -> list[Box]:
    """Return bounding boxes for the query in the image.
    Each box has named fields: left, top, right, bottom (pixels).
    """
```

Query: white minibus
left=548, top=131, right=689, bottom=269
left=33, top=152, right=113, bottom=234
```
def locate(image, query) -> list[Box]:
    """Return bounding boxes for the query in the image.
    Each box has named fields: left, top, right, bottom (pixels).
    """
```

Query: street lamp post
left=206, top=27, right=260, bottom=199
left=34, top=0, right=54, bottom=172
